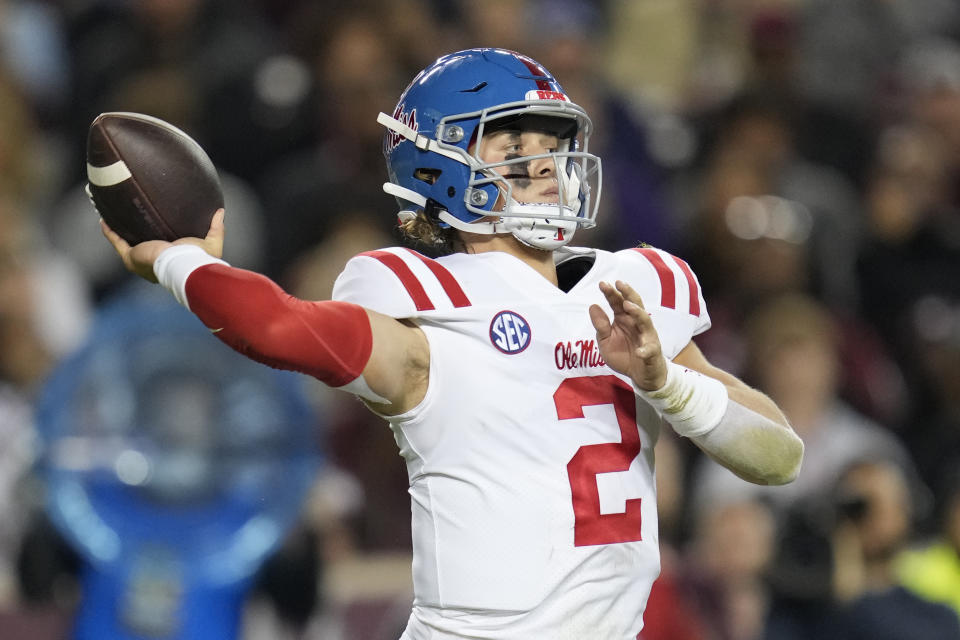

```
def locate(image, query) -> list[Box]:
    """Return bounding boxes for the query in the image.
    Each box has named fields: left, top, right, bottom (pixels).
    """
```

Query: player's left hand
left=589, top=280, right=667, bottom=391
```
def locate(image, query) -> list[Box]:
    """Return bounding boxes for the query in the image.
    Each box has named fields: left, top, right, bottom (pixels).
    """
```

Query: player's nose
left=528, top=153, right=555, bottom=177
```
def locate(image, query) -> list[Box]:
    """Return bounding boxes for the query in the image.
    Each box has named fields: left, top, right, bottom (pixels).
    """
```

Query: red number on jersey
left=554, top=375, right=643, bottom=546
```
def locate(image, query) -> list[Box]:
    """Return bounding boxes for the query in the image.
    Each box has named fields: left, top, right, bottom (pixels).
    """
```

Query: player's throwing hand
left=589, top=280, right=668, bottom=392
left=100, top=209, right=226, bottom=283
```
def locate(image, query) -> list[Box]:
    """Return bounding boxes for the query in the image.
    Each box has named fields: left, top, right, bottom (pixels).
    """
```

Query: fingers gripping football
left=589, top=280, right=668, bottom=391
left=101, top=209, right=226, bottom=283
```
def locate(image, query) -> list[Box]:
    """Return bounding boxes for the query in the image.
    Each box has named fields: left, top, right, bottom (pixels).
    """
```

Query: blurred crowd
left=1, top=0, right=960, bottom=638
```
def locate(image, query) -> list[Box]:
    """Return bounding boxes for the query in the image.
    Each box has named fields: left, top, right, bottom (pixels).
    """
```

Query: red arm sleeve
left=184, top=264, right=373, bottom=387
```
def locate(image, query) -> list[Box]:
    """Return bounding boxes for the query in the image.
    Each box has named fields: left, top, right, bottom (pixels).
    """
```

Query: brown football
left=86, top=112, right=224, bottom=245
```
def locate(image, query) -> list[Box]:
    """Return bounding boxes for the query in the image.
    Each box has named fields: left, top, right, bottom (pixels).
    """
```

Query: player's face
left=474, top=129, right=563, bottom=206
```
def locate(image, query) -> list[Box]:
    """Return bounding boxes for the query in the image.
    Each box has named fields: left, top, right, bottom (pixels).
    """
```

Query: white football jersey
left=332, top=245, right=710, bottom=640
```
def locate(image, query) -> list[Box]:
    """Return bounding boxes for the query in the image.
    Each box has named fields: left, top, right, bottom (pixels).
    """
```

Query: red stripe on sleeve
left=406, top=249, right=471, bottom=308
left=633, top=248, right=676, bottom=310
left=671, top=256, right=701, bottom=316
left=359, top=250, right=435, bottom=311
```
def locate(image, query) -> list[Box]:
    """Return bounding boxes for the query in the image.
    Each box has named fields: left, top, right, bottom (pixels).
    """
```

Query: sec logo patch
left=489, top=310, right=531, bottom=354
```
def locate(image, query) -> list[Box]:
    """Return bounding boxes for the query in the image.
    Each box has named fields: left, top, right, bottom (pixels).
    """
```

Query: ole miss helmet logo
left=386, top=103, right=417, bottom=153
left=490, top=311, right=531, bottom=354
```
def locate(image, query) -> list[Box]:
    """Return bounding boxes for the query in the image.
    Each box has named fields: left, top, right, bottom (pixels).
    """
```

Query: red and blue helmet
left=378, top=48, right=601, bottom=249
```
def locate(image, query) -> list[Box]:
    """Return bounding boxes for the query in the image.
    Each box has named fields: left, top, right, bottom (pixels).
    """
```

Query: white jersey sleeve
left=332, top=247, right=474, bottom=319
left=331, top=248, right=424, bottom=318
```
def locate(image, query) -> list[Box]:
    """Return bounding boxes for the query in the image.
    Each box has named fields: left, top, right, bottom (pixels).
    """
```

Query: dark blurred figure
left=683, top=94, right=863, bottom=312
left=0, top=0, right=70, bottom=126
left=898, top=294, right=960, bottom=524
left=0, top=69, right=44, bottom=205
left=64, top=0, right=300, bottom=182
left=0, top=191, right=90, bottom=635
left=256, top=7, right=409, bottom=281
left=857, top=38, right=960, bottom=367
left=898, top=469, right=960, bottom=621
left=687, top=498, right=778, bottom=640
left=829, top=460, right=960, bottom=640
left=682, top=122, right=906, bottom=423
left=761, top=459, right=955, bottom=640
left=855, top=115, right=960, bottom=462
left=789, top=0, right=903, bottom=182
left=0, top=198, right=53, bottom=609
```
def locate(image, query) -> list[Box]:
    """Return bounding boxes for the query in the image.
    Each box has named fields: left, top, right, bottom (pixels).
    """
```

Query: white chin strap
left=435, top=203, right=579, bottom=250
left=385, top=180, right=581, bottom=250
left=500, top=206, right=579, bottom=250
left=509, top=220, right=578, bottom=251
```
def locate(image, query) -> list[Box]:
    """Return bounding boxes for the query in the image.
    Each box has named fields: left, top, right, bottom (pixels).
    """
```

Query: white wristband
left=636, top=360, right=729, bottom=438
left=153, top=244, right=228, bottom=310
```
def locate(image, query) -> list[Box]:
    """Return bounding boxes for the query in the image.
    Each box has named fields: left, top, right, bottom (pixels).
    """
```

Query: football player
left=102, top=48, right=803, bottom=639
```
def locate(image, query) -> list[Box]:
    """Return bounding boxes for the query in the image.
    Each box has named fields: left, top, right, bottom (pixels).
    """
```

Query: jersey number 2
left=554, top=375, right=643, bottom=547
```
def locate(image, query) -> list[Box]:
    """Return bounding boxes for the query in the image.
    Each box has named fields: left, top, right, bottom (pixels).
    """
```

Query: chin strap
left=384, top=187, right=580, bottom=249
left=383, top=182, right=427, bottom=223
left=507, top=216, right=578, bottom=250
left=437, top=210, right=578, bottom=249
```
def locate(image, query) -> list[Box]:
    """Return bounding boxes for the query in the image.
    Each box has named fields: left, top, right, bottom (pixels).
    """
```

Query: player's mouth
left=539, top=186, right=559, bottom=200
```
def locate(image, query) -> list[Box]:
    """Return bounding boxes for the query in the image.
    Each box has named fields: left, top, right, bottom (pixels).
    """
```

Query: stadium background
left=1, top=0, right=959, bottom=638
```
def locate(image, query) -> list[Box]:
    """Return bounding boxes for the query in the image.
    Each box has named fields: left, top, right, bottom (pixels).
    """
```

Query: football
left=86, top=112, right=224, bottom=245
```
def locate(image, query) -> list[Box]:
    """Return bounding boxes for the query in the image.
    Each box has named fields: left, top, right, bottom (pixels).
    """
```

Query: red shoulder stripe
left=633, top=248, right=676, bottom=310
left=359, top=250, right=434, bottom=311
left=671, top=256, right=701, bottom=316
left=405, top=249, right=471, bottom=308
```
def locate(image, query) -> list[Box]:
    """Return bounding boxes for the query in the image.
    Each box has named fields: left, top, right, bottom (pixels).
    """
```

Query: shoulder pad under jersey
left=615, top=246, right=711, bottom=357
left=332, top=247, right=472, bottom=319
